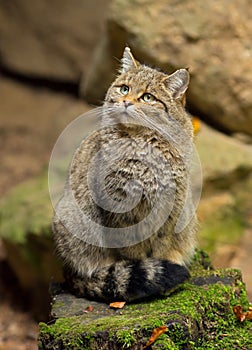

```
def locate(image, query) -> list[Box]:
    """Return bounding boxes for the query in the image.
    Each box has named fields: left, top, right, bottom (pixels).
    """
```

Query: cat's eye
left=119, top=85, right=129, bottom=95
left=141, top=93, right=156, bottom=103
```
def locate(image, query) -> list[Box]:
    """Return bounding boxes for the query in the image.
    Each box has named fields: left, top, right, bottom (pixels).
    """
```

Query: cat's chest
left=102, top=132, right=171, bottom=173
left=99, top=132, right=178, bottom=198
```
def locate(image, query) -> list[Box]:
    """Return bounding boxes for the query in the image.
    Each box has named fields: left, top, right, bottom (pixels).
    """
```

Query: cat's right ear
left=120, top=46, right=139, bottom=73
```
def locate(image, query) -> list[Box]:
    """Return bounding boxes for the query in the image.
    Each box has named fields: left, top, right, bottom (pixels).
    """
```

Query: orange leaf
left=109, top=301, right=126, bottom=309
left=192, top=117, right=201, bottom=135
left=84, top=305, right=94, bottom=313
left=245, top=310, right=252, bottom=320
left=233, top=305, right=252, bottom=322
left=233, top=305, right=246, bottom=322
left=143, top=325, right=168, bottom=349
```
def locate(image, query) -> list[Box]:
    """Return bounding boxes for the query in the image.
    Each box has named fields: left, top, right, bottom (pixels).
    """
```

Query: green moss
left=0, top=170, right=52, bottom=243
left=199, top=204, right=245, bottom=253
left=115, top=329, right=136, bottom=348
left=39, top=267, right=252, bottom=349
left=192, top=249, right=213, bottom=269
left=0, top=171, right=62, bottom=291
left=152, top=334, right=177, bottom=349
left=53, top=301, right=65, bottom=309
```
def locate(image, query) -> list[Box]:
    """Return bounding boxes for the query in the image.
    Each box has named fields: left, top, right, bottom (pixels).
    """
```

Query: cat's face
left=104, top=47, right=190, bottom=116
left=105, top=66, right=171, bottom=113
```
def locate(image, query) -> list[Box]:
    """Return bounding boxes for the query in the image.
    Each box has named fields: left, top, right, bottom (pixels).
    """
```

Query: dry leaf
left=245, top=310, right=252, bottom=320
left=192, top=117, right=201, bottom=135
left=233, top=305, right=246, bottom=322
left=84, top=305, right=94, bottom=313
left=109, top=301, right=126, bottom=309
left=143, top=325, right=168, bottom=349
left=233, top=305, right=252, bottom=322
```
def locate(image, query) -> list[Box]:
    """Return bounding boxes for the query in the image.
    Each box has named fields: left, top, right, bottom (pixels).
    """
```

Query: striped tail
left=64, top=259, right=190, bottom=302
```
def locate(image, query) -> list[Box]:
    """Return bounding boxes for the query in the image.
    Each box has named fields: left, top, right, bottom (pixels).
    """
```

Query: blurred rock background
left=0, top=0, right=251, bottom=349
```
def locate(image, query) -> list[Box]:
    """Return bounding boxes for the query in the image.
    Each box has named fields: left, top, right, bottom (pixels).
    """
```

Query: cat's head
left=104, top=46, right=190, bottom=115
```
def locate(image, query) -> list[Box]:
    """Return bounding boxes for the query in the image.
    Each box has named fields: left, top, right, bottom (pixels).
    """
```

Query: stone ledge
left=38, top=252, right=252, bottom=349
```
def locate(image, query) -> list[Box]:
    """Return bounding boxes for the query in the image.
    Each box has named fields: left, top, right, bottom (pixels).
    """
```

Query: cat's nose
left=123, top=100, right=133, bottom=108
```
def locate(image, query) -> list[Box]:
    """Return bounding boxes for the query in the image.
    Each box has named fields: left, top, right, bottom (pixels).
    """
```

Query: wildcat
left=52, top=47, right=197, bottom=302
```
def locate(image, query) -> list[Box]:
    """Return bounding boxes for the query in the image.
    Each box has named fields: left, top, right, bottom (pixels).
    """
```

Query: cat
left=52, top=46, right=197, bottom=302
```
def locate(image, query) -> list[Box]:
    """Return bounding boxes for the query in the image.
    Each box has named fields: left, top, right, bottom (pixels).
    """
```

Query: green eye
left=120, top=85, right=129, bottom=95
left=142, top=93, right=155, bottom=102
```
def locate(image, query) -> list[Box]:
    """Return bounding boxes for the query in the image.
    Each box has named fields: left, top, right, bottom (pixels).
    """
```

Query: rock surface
left=0, top=75, right=90, bottom=196
left=0, top=172, right=61, bottom=317
left=0, top=76, right=90, bottom=318
left=0, top=0, right=110, bottom=82
left=194, top=123, right=252, bottom=299
left=83, top=0, right=252, bottom=137
left=195, top=122, right=252, bottom=181
left=38, top=252, right=252, bottom=349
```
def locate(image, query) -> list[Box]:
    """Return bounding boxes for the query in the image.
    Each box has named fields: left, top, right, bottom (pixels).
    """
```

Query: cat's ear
left=120, top=46, right=139, bottom=73
left=163, top=69, right=190, bottom=99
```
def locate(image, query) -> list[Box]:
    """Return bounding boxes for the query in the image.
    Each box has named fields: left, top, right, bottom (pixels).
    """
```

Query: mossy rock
left=195, top=123, right=252, bottom=261
left=38, top=252, right=252, bottom=349
left=198, top=168, right=252, bottom=266
left=0, top=171, right=62, bottom=316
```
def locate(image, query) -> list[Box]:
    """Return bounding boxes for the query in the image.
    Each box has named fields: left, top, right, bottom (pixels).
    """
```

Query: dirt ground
left=0, top=246, right=38, bottom=350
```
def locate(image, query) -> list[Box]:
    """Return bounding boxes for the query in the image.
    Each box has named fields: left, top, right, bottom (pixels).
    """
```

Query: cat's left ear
left=163, top=69, right=190, bottom=99
left=120, top=46, right=139, bottom=73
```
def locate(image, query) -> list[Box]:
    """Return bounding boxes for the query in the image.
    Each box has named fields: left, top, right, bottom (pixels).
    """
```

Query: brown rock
left=0, top=75, right=91, bottom=318
left=195, top=122, right=252, bottom=181
left=0, top=75, right=90, bottom=195
left=0, top=0, right=110, bottom=82
left=195, top=123, right=252, bottom=300
left=83, top=0, right=252, bottom=136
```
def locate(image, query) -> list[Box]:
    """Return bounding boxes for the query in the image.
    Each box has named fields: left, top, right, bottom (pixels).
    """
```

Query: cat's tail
left=64, top=259, right=190, bottom=302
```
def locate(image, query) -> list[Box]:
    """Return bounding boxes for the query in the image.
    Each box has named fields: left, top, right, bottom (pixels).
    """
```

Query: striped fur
left=64, top=259, right=190, bottom=302
left=53, top=47, right=197, bottom=303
